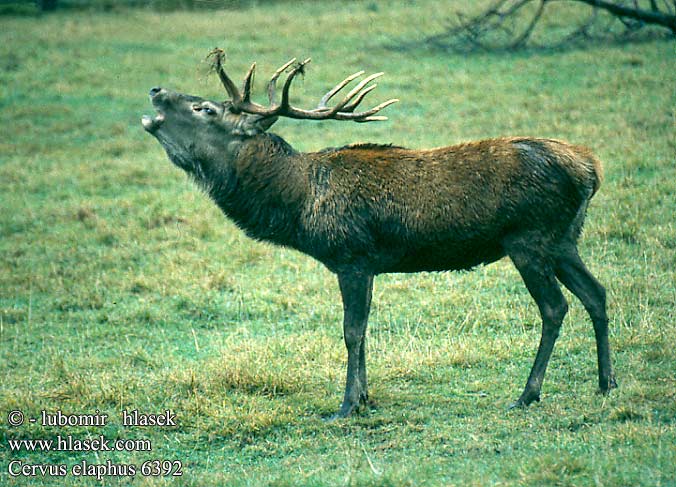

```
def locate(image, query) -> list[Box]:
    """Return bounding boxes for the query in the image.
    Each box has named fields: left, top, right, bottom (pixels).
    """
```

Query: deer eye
left=192, top=104, right=217, bottom=116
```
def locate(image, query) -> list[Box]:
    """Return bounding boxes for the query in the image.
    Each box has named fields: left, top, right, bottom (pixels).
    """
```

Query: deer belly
left=377, top=239, right=507, bottom=274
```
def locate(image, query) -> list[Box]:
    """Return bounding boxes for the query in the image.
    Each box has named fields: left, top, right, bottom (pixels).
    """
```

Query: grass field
left=1, top=1, right=675, bottom=485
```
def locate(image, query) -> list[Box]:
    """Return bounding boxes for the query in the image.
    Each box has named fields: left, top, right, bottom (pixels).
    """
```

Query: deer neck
left=199, top=133, right=309, bottom=247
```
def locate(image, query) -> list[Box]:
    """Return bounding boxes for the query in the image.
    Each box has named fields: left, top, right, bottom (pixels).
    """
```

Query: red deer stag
left=142, top=48, right=616, bottom=419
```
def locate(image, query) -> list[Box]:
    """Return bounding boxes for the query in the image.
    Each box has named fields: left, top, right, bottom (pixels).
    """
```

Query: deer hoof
left=508, top=391, right=541, bottom=410
left=324, top=402, right=358, bottom=422
left=598, top=375, right=618, bottom=395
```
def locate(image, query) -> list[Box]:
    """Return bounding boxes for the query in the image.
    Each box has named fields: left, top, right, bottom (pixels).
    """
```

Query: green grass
left=1, top=1, right=675, bottom=485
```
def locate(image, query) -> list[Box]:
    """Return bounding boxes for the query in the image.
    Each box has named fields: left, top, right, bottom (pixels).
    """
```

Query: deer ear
left=232, top=114, right=278, bottom=136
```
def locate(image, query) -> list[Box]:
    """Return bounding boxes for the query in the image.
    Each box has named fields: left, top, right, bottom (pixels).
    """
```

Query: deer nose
left=149, top=87, right=162, bottom=97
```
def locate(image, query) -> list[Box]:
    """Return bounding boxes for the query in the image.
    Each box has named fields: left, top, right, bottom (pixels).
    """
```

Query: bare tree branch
left=571, top=0, right=676, bottom=32
left=416, top=0, right=676, bottom=52
left=510, top=0, right=547, bottom=48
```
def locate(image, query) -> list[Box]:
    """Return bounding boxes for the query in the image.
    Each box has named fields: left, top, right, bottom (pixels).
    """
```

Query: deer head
left=142, top=48, right=398, bottom=173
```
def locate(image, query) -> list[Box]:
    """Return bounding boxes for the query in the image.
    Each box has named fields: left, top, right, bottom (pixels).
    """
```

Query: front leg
left=333, top=271, right=374, bottom=419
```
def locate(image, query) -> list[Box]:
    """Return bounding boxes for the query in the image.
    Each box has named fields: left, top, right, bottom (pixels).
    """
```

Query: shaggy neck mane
left=202, top=133, right=308, bottom=248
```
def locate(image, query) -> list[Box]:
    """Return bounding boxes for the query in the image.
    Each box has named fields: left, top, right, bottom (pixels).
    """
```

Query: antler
left=208, top=48, right=398, bottom=123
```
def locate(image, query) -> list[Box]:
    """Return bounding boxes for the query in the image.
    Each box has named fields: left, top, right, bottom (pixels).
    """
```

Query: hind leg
left=506, top=242, right=569, bottom=408
left=554, top=243, right=617, bottom=393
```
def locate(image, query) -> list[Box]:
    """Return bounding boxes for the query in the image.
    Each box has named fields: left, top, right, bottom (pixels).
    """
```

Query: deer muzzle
left=141, top=87, right=166, bottom=133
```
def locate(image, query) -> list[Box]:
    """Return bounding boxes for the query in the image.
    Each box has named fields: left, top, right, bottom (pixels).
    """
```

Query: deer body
left=142, top=52, right=616, bottom=418
left=211, top=135, right=599, bottom=276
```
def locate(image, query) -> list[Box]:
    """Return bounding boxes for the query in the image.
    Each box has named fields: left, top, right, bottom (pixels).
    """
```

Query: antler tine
left=335, top=98, right=400, bottom=122
left=318, top=70, right=365, bottom=109
left=267, top=58, right=297, bottom=105
left=341, top=83, right=378, bottom=113
left=208, top=48, right=242, bottom=103
left=241, top=62, right=256, bottom=103
left=330, top=72, right=385, bottom=113
left=279, top=58, right=312, bottom=110
left=311, top=69, right=399, bottom=121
